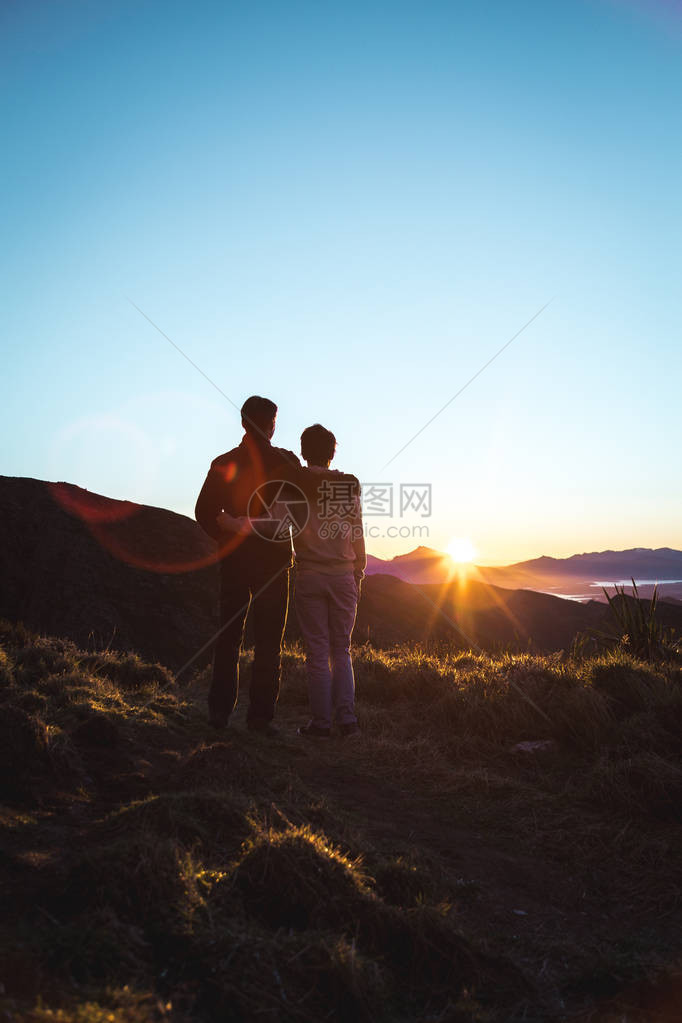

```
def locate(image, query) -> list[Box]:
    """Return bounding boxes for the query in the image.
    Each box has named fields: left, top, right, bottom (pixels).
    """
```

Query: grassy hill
left=2, top=621, right=682, bottom=1021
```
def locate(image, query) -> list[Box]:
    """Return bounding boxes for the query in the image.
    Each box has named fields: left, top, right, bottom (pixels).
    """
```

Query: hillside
left=356, top=572, right=613, bottom=651
left=2, top=621, right=682, bottom=1021
left=6, top=477, right=682, bottom=667
left=0, top=476, right=217, bottom=668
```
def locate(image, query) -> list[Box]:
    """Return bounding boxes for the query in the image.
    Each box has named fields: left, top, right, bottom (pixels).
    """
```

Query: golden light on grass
left=446, top=536, right=477, bottom=564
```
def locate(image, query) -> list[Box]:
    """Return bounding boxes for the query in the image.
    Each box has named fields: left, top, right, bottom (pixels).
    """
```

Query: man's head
left=241, top=395, right=277, bottom=440
left=301, top=424, right=337, bottom=468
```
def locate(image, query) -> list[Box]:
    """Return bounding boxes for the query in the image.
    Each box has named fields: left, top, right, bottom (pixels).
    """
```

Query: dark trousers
left=209, top=564, right=290, bottom=724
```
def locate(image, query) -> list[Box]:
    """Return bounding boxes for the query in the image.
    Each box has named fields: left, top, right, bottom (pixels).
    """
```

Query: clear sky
left=2, top=0, right=680, bottom=564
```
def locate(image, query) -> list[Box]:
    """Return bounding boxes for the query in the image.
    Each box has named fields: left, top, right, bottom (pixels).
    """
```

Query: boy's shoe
left=338, top=722, right=360, bottom=738
left=297, top=723, right=331, bottom=739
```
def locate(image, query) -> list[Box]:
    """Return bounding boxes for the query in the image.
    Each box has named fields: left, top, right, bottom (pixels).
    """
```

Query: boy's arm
left=352, top=486, right=367, bottom=584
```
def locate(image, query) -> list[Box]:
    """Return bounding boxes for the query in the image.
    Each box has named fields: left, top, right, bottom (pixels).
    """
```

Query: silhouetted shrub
left=592, top=581, right=681, bottom=661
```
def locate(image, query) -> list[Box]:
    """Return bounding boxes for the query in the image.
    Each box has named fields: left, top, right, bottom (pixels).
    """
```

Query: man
left=195, top=395, right=300, bottom=733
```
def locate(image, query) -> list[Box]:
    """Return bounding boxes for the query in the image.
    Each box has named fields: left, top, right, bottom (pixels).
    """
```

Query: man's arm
left=216, top=511, right=288, bottom=544
left=195, top=463, right=226, bottom=542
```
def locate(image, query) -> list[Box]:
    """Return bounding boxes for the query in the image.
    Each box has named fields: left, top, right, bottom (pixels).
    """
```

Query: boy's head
left=241, top=395, right=277, bottom=439
left=301, top=424, right=336, bottom=468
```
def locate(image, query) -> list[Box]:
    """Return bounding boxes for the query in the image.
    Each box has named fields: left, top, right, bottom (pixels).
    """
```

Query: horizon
left=5, top=471, right=682, bottom=570
left=3, top=1, right=681, bottom=563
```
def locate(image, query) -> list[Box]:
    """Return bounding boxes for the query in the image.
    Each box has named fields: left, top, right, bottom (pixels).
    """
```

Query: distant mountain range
left=367, top=545, right=682, bottom=601
left=2, top=476, right=682, bottom=667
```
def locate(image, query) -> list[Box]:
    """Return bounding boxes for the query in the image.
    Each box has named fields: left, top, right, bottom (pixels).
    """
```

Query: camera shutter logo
left=247, top=480, right=310, bottom=542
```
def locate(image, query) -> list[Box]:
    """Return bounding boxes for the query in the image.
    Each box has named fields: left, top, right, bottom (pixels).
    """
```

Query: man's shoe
left=247, top=721, right=281, bottom=737
left=297, top=723, right=331, bottom=739
left=209, top=715, right=229, bottom=731
left=338, top=722, right=360, bottom=738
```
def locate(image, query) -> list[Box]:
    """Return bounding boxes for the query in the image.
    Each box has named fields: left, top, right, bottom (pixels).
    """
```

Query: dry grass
left=1, top=620, right=682, bottom=1021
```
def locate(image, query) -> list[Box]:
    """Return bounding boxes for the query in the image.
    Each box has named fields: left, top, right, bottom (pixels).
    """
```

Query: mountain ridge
left=367, top=544, right=682, bottom=598
left=369, top=543, right=682, bottom=573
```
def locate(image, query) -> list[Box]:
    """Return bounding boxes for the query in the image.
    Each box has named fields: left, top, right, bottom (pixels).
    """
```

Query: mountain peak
left=393, top=546, right=445, bottom=563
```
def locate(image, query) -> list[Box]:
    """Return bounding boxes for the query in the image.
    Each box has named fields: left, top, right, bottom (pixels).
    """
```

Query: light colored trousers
left=295, top=570, right=359, bottom=729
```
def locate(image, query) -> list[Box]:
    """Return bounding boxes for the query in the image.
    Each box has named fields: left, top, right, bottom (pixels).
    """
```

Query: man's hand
left=216, top=512, right=251, bottom=536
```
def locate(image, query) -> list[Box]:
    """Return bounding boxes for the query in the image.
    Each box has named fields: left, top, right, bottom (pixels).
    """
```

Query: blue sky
left=2, top=0, right=680, bottom=563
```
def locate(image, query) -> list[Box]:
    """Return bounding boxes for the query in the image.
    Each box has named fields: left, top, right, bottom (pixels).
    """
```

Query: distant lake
left=535, top=579, right=682, bottom=603
left=590, top=579, right=682, bottom=588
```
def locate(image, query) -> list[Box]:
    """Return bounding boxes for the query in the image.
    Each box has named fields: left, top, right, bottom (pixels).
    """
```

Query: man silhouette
left=195, top=396, right=300, bottom=733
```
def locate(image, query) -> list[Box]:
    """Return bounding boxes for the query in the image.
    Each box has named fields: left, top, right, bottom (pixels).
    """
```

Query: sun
left=446, top=536, right=477, bottom=564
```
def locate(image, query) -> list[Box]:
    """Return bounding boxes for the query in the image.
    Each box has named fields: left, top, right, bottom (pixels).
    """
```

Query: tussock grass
left=350, top=644, right=682, bottom=757
left=230, top=822, right=373, bottom=931
left=76, top=652, right=174, bottom=692
left=189, top=924, right=388, bottom=1023
left=101, top=790, right=251, bottom=848
left=1, top=620, right=681, bottom=1021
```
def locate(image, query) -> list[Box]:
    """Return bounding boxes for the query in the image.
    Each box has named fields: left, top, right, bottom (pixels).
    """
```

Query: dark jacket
left=195, top=433, right=301, bottom=576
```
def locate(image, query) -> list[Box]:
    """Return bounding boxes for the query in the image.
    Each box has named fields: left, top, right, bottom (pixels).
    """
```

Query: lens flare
left=47, top=480, right=246, bottom=574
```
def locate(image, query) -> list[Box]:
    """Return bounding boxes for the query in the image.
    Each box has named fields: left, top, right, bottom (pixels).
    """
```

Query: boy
left=294, top=424, right=365, bottom=738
